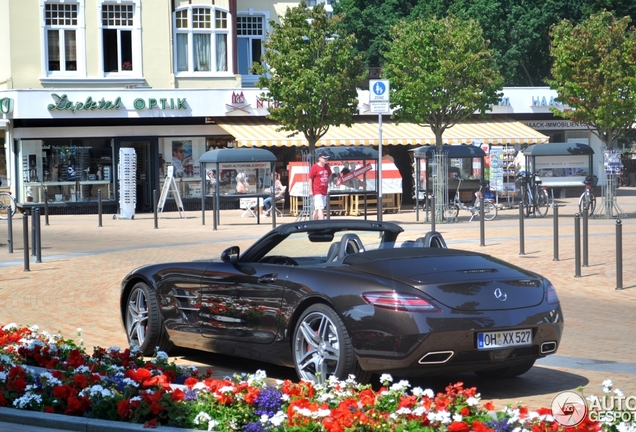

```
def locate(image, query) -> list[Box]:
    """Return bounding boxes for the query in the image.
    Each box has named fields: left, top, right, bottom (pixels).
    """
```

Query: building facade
left=0, top=1, right=599, bottom=213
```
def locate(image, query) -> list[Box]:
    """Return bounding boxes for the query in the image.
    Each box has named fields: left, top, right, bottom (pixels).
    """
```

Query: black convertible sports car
left=120, top=220, right=563, bottom=384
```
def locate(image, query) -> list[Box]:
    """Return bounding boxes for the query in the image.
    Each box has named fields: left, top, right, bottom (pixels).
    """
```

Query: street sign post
left=369, top=80, right=390, bottom=221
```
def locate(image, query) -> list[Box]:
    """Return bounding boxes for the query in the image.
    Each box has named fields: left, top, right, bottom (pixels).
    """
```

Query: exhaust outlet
left=541, top=341, right=557, bottom=354
left=418, top=351, right=454, bottom=364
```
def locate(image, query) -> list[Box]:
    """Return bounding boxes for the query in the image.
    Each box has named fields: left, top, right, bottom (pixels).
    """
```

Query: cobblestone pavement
left=1, top=190, right=635, bottom=425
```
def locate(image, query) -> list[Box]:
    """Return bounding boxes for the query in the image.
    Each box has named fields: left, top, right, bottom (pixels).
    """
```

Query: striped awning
left=215, top=116, right=548, bottom=147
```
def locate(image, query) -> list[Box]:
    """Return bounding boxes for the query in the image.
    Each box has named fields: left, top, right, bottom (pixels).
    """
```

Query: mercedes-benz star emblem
left=494, top=288, right=508, bottom=301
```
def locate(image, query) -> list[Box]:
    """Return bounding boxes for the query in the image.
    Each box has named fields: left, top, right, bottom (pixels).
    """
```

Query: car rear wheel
left=473, top=359, right=535, bottom=379
left=125, top=282, right=173, bottom=355
left=293, top=304, right=371, bottom=385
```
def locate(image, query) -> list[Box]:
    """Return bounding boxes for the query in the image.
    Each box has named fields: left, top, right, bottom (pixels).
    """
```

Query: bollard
left=98, top=189, right=103, bottom=227
left=574, top=214, right=581, bottom=278
left=154, top=189, right=158, bottom=229
left=22, top=212, right=30, bottom=272
left=479, top=196, right=485, bottom=247
left=616, top=219, right=623, bottom=290
left=44, top=196, right=50, bottom=226
left=582, top=203, right=589, bottom=267
left=7, top=209, right=13, bottom=253
left=35, top=208, right=42, bottom=263
left=430, top=195, right=436, bottom=233
left=31, top=208, right=36, bottom=257
left=552, top=203, right=559, bottom=261
left=519, top=201, right=525, bottom=255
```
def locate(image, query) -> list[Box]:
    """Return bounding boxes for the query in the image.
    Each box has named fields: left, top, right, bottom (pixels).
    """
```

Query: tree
left=382, top=15, right=503, bottom=222
left=382, top=15, right=504, bottom=150
left=549, top=10, right=636, bottom=149
left=253, top=1, right=365, bottom=154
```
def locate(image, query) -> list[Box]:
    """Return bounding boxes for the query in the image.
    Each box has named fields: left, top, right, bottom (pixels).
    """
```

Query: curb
left=0, top=407, right=199, bottom=432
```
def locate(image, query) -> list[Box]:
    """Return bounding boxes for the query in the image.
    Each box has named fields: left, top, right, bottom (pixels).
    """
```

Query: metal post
left=31, top=208, right=36, bottom=257
left=98, top=189, right=103, bottom=228
left=616, top=219, right=623, bottom=290
left=22, top=212, right=30, bottom=272
left=574, top=214, right=581, bottom=278
left=377, top=113, right=383, bottom=222
left=44, top=194, right=50, bottom=226
left=35, top=208, right=42, bottom=263
left=479, top=195, right=485, bottom=247
left=519, top=201, right=525, bottom=255
left=582, top=204, right=589, bottom=267
left=430, top=195, right=436, bottom=233
left=153, top=189, right=158, bottom=229
left=552, top=203, right=559, bottom=261
left=7, top=209, right=13, bottom=253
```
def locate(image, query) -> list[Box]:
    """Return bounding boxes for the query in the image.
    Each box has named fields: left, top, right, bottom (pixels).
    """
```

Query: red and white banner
left=287, top=160, right=402, bottom=197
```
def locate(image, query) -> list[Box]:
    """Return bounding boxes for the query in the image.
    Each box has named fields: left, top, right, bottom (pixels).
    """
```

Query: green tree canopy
left=548, top=10, right=636, bottom=148
left=382, top=15, right=504, bottom=149
left=253, top=1, right=365, bottom=153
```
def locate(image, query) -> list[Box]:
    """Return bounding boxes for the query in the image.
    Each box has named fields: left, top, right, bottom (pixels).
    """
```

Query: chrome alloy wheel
left=126, top=285, right=149, bottom=347
left=293, top=311, right=341, bottom=383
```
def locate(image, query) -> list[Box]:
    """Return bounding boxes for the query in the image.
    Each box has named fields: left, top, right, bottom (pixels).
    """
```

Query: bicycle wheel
left=535, top=189, right=550, bottom=218
left=0, top=193, right=17, bottom=220
left=522, top=190, right=531, bottom=218
left=482, top=201, right=498, bottom=221
left=578, top=191, right=596, bottom=216
left=444, top=204, right=459, bottom=221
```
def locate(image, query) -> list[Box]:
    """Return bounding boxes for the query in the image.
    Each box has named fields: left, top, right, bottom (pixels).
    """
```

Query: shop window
left=174, top=6, right=230, bottom=75
left=18, top=139, right=114, bottom=204
left=159, top=137, right=207, bottom=199
left=100, top=1, right=139, bottom=74
left=43, top=0, right=85, bottom=75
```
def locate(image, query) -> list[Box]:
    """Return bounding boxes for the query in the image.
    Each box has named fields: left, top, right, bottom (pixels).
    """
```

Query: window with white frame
left=174, top=6, right=229, bottom=74
left=44, top=1, right=81, bottom=74
left=101, top=3, right=134, bottom=73
left=237, top=15, right=264, bottom=75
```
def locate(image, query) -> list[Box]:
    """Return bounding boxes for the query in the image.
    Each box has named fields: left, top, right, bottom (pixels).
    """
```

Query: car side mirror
left=221, top=246, right=240, bottom=263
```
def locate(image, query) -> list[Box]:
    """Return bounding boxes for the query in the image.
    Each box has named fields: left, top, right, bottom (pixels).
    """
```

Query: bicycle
left=517, top=172, right=550, bottom=218
left=0, top=192, right=17, bottom=220
left=578, top=175, right=597, bottom=216
left=445, top=180, right=498, bottom=222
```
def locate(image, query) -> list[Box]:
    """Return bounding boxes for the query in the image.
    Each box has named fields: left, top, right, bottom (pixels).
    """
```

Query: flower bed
left=0, top=324, right=631, bottom=431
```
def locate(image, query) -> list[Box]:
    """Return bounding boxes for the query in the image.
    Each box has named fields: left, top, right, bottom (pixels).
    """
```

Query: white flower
left=76, top=328, right=83, bottom=335
left=396, top=407, right=412, bottom=415
left=467, top=396, right=480, bottom=406
left=122, top=378, right=139, bottom=387
left=614, top=388, right=624, bottom=398
left=12, top=392, right=42, bottom=409
left=379, top=373, right=393, bottom=384
left=269, top=411, right=286, bottom=426
left=603, top=379, right=613, bottom=393
left=80, top=384, right=114, bottom=399
left=193, top=411, right=212, bottom=425
left=390, top=380, right=411, bottom=392
left=2, top=323, right=18, bottom=331
left=155, top=351, right=169, bottom=361
left=453, top=413, right=463, bottom=422
left=428, top=410, right=451, bottom=424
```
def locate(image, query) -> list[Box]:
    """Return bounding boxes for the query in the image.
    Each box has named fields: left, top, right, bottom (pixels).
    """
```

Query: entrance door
left=117, top=139, right=157, bottom=213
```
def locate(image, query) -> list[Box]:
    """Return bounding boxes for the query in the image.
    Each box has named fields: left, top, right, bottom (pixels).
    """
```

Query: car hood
left=345, top=249, right=545, bottom=311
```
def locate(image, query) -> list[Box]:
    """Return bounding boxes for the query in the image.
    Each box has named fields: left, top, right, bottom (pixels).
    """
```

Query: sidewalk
left=1, top=190, right=636, bottom=430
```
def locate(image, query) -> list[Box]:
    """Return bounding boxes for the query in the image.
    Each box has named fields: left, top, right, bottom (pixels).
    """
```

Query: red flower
left=170, top=388, right=185, bottom=402
left=73, top=374, right=88, bottom=389
left=483, top=401, right=496, bottom=411
left=117, top=399, right=131, bottom=419
left=244, top=387, right=260, bottom=405
left=143, top=418, right=157, bottom=428
left=472, top=419, right=494, bottom=432
left=460, top=406, right=470, bottom=416
left=184, top=377, right=199, bottom=388
left=448, top=420, right=470, bottom=432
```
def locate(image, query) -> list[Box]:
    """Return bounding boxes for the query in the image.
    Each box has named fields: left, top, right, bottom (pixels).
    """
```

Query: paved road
left=1, top=190, right=636, bottom=430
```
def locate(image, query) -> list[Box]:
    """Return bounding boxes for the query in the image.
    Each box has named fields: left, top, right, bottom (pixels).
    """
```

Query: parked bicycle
left=517, top=172, right=550, bottom=218
left=0, top=192, right=17, bottom=220
left=578, top=175, right=597, bottom=216
left=445, top=180, right=497, bottom=222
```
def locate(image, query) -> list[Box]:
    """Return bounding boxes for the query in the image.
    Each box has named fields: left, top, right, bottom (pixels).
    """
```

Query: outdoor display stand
left=521, top=142, right=594, bottom=195
left=413, top=145, right=486, bottom=220
left=198, top=148, right=277, bottom=230
left=157, top=165, right=185, bottom=218
left=115, top=147, right=136, bottom=220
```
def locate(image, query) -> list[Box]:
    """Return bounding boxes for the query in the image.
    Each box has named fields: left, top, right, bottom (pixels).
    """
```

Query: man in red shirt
left=308, top=150, right=332, bottom=220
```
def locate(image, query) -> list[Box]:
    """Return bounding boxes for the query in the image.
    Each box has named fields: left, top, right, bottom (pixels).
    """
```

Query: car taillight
left=362, top=292, right=440, bottom=312
left=546, top=282, right=559, bottom=304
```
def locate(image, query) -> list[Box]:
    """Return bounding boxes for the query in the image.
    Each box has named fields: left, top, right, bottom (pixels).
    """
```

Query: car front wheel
left=293, top=304, right=371, bottom=384
left=125, top=282, right=173, bottom=355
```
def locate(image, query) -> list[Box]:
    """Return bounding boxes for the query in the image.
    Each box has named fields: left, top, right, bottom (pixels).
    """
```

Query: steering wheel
left=260, top=255, right=299, bottom=266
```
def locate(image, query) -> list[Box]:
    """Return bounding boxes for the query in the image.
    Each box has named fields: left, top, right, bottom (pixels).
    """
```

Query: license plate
left=477, top=329, right=532, bottom=349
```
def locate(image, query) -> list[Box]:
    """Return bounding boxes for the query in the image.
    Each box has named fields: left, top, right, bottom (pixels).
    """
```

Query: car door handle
left=258, top=274, right=278, bottom=284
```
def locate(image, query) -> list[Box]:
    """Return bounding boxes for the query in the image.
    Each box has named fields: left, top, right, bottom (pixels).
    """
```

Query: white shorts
left=313, top=194, right=327, bottom=210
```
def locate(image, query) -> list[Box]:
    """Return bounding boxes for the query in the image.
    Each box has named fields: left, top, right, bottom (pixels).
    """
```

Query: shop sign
left=522, top=120, right=587, bottom=130
left=0, top=97, right=12, bottom=114
left=47, top=93, right=189, bottom=114
left=48, top=93, right=122, bottom=113
left=531, top=95, right=563, bottom=107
